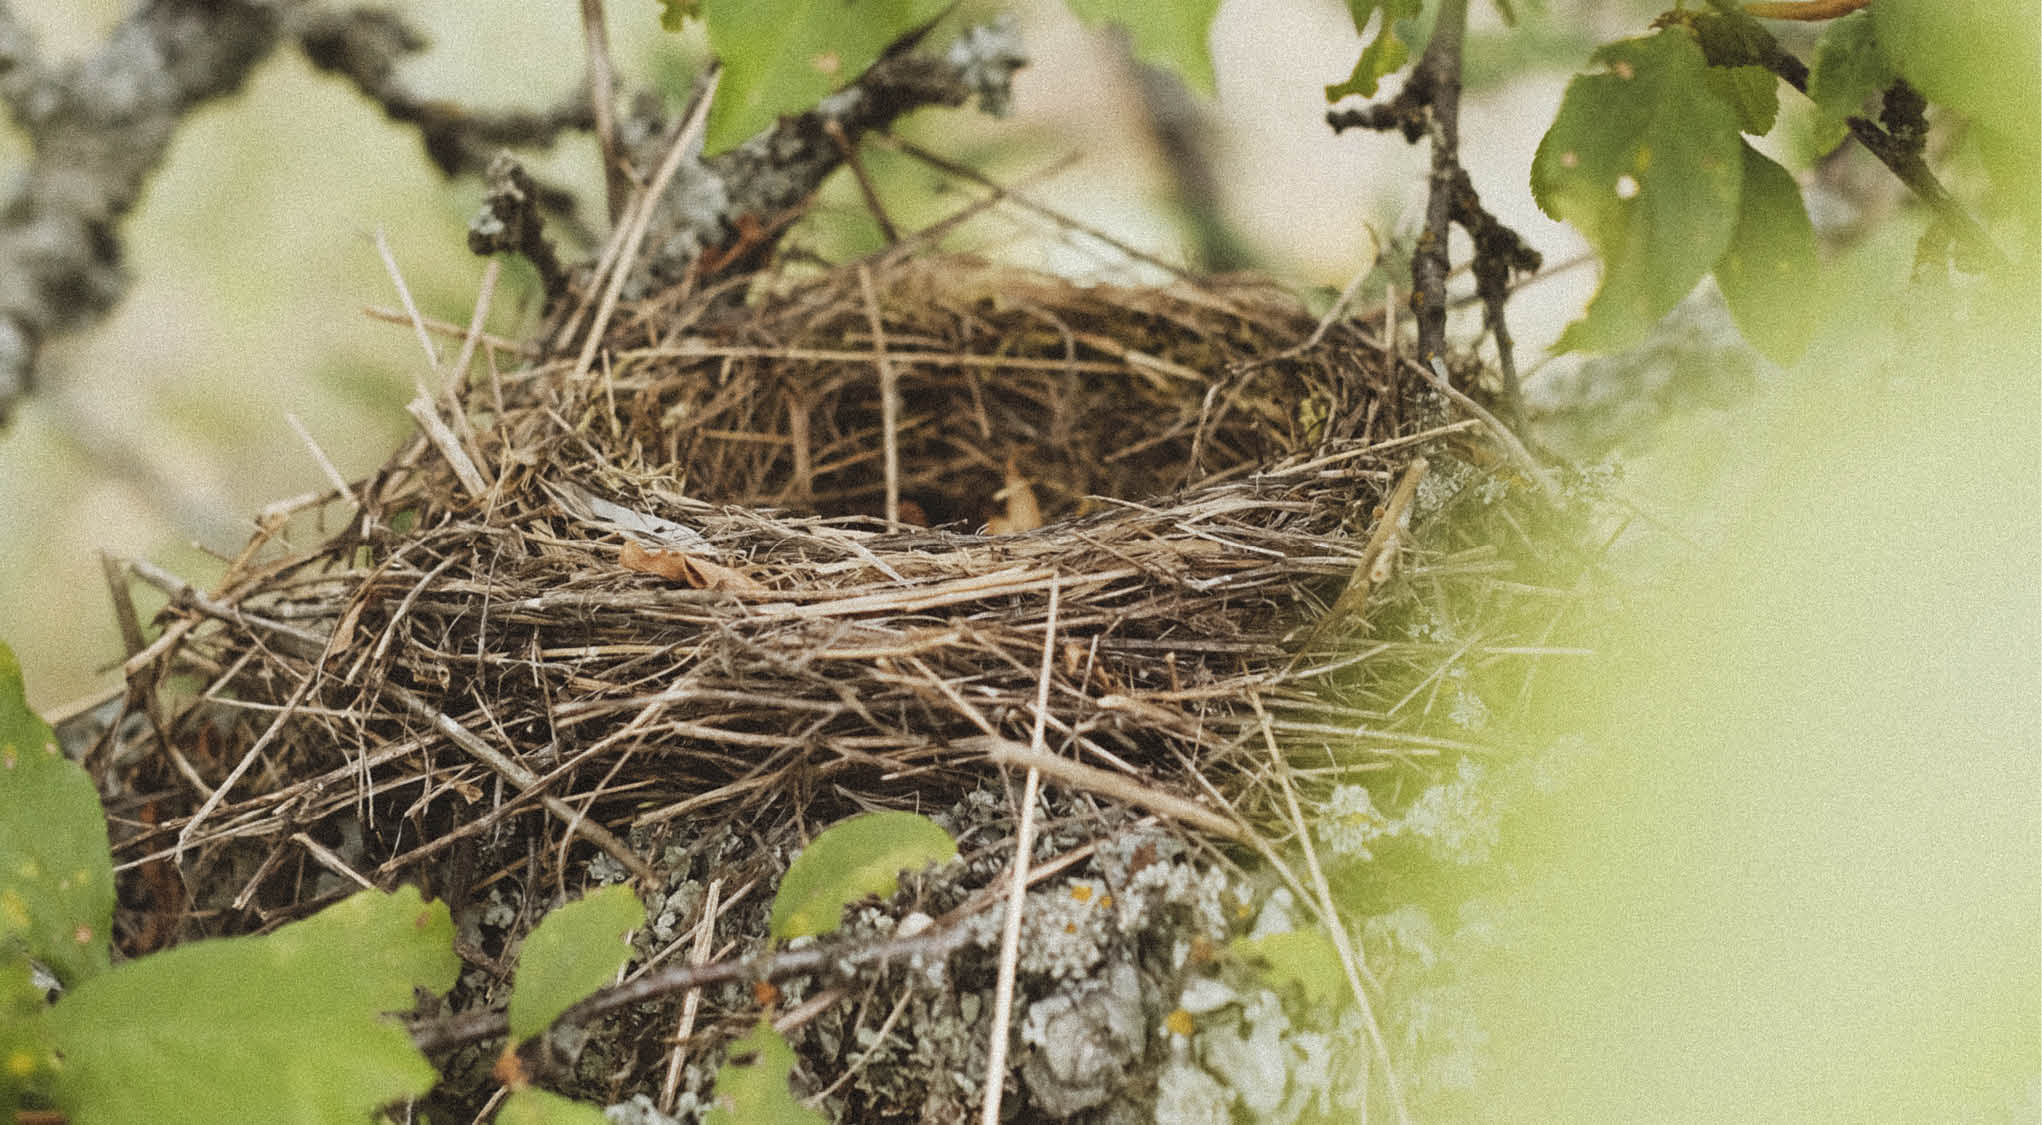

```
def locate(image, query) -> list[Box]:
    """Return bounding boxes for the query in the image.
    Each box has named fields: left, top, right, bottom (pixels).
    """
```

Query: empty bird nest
left=91, top=247, right=1585, bottom=1117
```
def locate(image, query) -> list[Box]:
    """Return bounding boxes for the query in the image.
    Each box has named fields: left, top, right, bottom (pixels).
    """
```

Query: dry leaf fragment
left=619, top=540, right=767, bottom=595
left=986, top=453, right=1043, bottom=535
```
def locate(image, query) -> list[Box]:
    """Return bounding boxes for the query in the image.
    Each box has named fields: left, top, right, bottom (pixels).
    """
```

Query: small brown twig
left=577, top=0, right=627, bottom=224
left=827, top=119, right=900, bottom=244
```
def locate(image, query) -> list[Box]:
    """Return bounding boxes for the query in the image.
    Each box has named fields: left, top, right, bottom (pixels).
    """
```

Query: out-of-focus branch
left=0, top=0, right=288, bottom=423
left=292, top=7, right=595, bottom=220
left=0, top=1, right=612, bottom=423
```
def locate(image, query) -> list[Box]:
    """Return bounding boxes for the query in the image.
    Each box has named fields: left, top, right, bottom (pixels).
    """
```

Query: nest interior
left=92, top=250, right=1575, bottom=1116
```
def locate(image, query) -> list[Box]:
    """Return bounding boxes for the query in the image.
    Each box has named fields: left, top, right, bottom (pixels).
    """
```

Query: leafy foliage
left=1, top=953, right=56, bottom=1117
left=704, top=1020, right=827, bottom=1125
left=0, top=642, right=113, bottom=988
left=1874, top=0, right=2040, bottom=151
left=507, top=884, right=645, bottom=1043
left=700, top=0, right=949, bottom=152
left=47, top=886, right=458, bottom=1123
left=1806, top=11, right=1893, bottom=141
left=1531, top=30, right=1743, bottom=354
left=500, top=1086, right=612, bottom=1124
left=1713, top=142, right=1820, bottom=365
left=769, top=811, right=956, bottom=940
left=1326, top=0, right=1424, bottom=101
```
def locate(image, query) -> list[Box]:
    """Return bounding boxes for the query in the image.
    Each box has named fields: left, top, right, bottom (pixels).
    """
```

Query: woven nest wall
left=89, top=250, right=1577, bottom=1115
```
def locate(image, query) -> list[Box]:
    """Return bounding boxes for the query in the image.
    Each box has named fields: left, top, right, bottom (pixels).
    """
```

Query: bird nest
left=99, top=251, right=1572, bottom=1116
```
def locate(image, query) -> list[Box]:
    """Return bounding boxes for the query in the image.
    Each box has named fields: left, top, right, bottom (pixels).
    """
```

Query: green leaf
left=702, top=0, right=950, bottom=153
left=769, top=811, right=955, bottom=941
left=1531, top=29, right=1744, bottom=353
left=1324, top=0, right=1423, bottom=101
left=47, top=886, right=458, bottom=1124
left=1702, top=65, right=1777, bottom=136
left=499, top=1086, right=611, bottom=1125
left=1, top=953, right=56, bottom=1116
left=1807, top=12, right=1894, bottom=129
left=1876, top=0, right=2040, bottom=152
left=1714, top=142, right=1821, bottom=366
left=1067, top=0, right=1224, bottom=97
left=656, top=0, right=700, bottom=33
left=0, top=642, right=113, bottom=986
left=704, top=1020, right=826, bottom=1125
left=1231, top=928, right=1347, bottom=1010
left=507, top=884, right=644, bottom=1043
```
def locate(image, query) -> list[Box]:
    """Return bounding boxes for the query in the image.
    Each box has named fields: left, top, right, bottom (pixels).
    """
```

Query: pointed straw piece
left=856, top=263, right=902, bottom=528
left=572, top=67, right=721, bottom=384
left=285, top=412, right=356, bottom=507
left=981, top=575, right=1059, bottom=1125
left=1249, top=692, right=1411, bottom=1125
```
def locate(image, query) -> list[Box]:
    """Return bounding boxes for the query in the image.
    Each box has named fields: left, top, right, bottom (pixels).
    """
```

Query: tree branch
left=1324, top=0, right=1541, bottom=425
left=625, top=18, right=1027, bottom=292
left=0, top=0, right=286, bottom=423
left=1686, top=8, right=2007, bottom=273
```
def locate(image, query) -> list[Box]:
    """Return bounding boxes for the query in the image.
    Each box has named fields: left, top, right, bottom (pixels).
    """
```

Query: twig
left=884, top=137, right=1200, bottom=284
left=468, top=154, right=570, bottom=306
left=384, top=683, right=656, bottom=883
left=0, top=0, right=287, bottom=418
left=827, top=119, right=900, bottom=243
left=571, top=67, right=721, bottom=383
left=577, top=0, right=626, bottom=224
left=658, top=877, right=723, bottom=1115
left=1417, top=356, right=1559, bottom=501
left=981, top=577, right=1060, bottom=1125
left=1413, top=0, right=1471, bottom=373
left=409, top=904, right=984, bottom=1054
left=973, top=735, right=1245, bottom=840
left=856, top=264, right=903, bottom=528
left=1685, top=10, right=2007, bottom=273
left=1248, top=694, right=1411, bottom=1125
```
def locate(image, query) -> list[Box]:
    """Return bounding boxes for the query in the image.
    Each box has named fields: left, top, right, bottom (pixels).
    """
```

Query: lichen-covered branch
left=0, top=0, right=286, bottom=422
left=0, top=1, right=605, bottom=423
left=625, top=19, right=1026, bottom=292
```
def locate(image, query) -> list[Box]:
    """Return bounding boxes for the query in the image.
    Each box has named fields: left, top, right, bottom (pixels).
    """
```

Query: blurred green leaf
left=0, top=642, right=112, bottom=987
left=1531, top=29, right=1743, bottom=353
left=1807, top=11, right=1893, bottom=137
left=508, top=884, right=644, bottom=1043
left=770, top=811, right=955, bottom=941
left=1714, top=142, right=1820, bottom=365
left=499, top=1085, right=611, bottom=1125
left=1703, top=64, right=1778, bottom=135
left=1068, top=0, right=1224, bottom=96
left=1231, top=927, right=1346, bottom=1010
left=656, top=0, right=700, bottom=33
left=1324, top=0, right=1423, bottom=102
left=1875, top=0, right=2040, bottom=152
left=1, top=953, right=56, bottom=1117
left=704, top=1020, right=826, bottom=1125
left=47, top=886, right=457, bottom=1124
left=702, top=0, right=950, bottom=153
